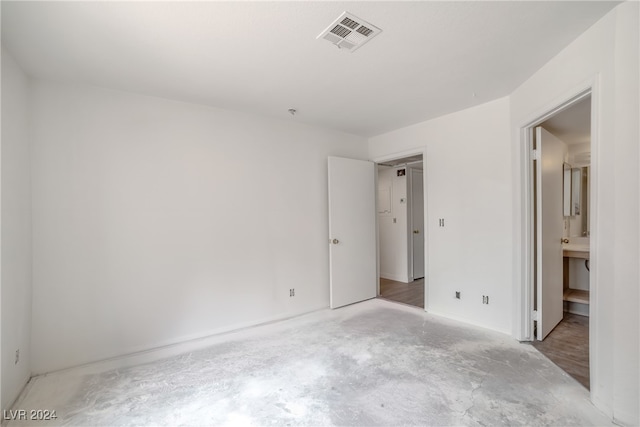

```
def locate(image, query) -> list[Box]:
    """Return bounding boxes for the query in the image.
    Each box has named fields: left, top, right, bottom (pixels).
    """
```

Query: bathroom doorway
left=530, top=94, right=592, bottom=389
left=376, top=154, right=425, bottom=309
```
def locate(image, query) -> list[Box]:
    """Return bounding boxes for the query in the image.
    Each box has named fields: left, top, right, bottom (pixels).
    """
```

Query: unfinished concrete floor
left=9, top=299, right=610, bottom=426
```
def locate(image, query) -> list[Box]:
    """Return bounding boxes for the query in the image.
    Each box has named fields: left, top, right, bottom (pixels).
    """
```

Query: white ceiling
left=1, top=1, right=618, bottom=137
left=542, top=95, right=591, bottom=145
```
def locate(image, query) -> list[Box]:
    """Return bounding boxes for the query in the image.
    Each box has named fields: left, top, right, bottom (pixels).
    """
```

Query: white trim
left=407, top=165, right=414, bottom=283
left=427, top=309, right=512, bottom=337
left=374, top=165, right=381, bottom=298
left=371, top=148, right=424, bottom=165
left=30, top=304, right=329, bottom=377
left=380, top=273, right=410, bottom=283
left=514, top=76, right=599, bottom=398
left=587, top=77, right=600, bottom=409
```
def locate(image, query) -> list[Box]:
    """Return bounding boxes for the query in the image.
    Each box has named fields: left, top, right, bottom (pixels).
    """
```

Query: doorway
left=375, top=154, right=425, bottom=309
left=527, top=93, right=592, bottom=389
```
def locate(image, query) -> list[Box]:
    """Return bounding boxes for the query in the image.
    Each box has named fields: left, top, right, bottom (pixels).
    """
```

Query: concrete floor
left=9, top=299, right=610, bottom=426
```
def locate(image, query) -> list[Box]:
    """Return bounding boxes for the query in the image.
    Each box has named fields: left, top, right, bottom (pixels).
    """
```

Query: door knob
left=413, top=230, right=420, bottom=234
left=332, top=239, right=339, bottom=244
left=562, top=238, right=569, bottom=244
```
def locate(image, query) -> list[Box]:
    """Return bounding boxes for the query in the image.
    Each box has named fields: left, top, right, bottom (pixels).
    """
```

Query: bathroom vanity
left=563, top=239, right=589, bottom=310
left=562, top=165, right=590, bottom=316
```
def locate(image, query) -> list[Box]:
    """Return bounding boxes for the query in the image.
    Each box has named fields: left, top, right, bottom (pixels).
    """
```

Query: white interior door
left=328, top=156, right=377, bottom=309
left=536, top=127, right=566, bottom=340
left=410, top=168, right=425, bottom=279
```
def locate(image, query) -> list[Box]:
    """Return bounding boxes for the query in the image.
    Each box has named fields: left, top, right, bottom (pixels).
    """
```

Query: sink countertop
left=563, top=243, right=590, bottom=252
left=563, top=242, right=590, bottom=259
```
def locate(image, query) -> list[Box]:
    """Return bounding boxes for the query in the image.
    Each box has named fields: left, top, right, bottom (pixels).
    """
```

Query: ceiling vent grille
left=317, top=12, right=382, bottom=52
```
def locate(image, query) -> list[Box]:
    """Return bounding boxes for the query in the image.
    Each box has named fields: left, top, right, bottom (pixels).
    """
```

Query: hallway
left=379, top=278, right=424, bottom=308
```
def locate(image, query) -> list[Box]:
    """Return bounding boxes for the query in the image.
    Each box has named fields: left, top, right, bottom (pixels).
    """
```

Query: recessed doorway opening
left=521, top=88, right=594, bottom=391
left=375, top=154, right=425, bottom=309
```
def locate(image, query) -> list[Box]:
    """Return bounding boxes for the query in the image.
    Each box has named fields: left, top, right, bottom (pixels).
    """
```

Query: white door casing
left=328, top=156, right=377, bottom=309
left=536, top=127, right=566, bottom=340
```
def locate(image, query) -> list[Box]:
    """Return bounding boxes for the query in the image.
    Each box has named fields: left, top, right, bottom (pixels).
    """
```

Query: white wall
left=377, top=166, right=409, bottom=282
left=510, top=2, right=638, bottom=424
left=1, top=47, right=33, bottom=410
left=30, top=81, right=368, bottom=374
left=611, top=4, right=639, bottom=424
left=568, top=142, right=590, bottom=166
left=369, top=97, right=512, bottom=334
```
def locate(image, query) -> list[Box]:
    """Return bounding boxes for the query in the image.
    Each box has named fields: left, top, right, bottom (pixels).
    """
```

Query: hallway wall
left=377, top=165, right=409, bottom=282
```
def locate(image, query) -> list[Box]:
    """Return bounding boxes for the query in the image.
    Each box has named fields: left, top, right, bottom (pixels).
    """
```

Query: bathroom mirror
left=563, top=163, right=572, bottom=217
left=571, top=168, right=582, bottom=216
left=568, top=166, right=590, bottom=237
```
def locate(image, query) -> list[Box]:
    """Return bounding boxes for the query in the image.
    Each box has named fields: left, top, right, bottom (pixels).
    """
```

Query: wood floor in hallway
left=532, top=313, right=589, bottom=389
left=379, top=277, right=424, bottom=308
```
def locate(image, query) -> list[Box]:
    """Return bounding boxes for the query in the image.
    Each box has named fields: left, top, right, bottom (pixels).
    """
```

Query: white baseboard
left=32, top=305, right=328, bottom=379
left=380, top=273, right=410, bottom=283
left=425, top=308, right=512, bottom=337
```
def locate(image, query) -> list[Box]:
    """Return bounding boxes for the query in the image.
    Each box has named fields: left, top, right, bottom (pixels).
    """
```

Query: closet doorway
left=376, top=154, right=425, bottom=309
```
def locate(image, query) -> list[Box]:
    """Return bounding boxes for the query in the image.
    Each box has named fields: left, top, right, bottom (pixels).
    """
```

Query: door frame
left=372, top=148, right=428, bottom=309
left=515, top=78, right=599, bottom=392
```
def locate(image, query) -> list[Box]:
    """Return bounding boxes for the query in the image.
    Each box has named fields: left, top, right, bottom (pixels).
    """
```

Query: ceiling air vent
left=317, top=12, right=382, bottom=52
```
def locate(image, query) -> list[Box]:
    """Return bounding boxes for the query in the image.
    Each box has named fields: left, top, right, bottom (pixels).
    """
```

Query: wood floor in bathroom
left=379, top=277, right=424, bottom=308
left=532, top=313, right=590, bottom=389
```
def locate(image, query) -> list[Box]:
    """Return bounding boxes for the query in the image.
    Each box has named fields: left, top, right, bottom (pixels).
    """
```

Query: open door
left=328, top=156, right=377, bottom=308
left=410, top=168, right=425, bottom=279
left=536, top=127, right=566, bottom=340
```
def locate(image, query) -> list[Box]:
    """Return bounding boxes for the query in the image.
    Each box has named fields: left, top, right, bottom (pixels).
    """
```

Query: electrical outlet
left=482, top=295, right=490, bottom=305
left=289, top=288, right=295, bottom=297
left=455, top=291, right=461, bottom=299
left=15, top=349, right=19, bottom=365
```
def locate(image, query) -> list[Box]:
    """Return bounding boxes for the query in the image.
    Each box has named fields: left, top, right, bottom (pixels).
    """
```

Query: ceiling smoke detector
left=317, top=12, right=382, bottom=52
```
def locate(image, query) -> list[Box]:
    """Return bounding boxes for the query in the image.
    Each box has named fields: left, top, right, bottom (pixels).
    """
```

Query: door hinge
left=531, top=149, right=539, bottom=160
left=532, top=310, right=538, bottom=321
